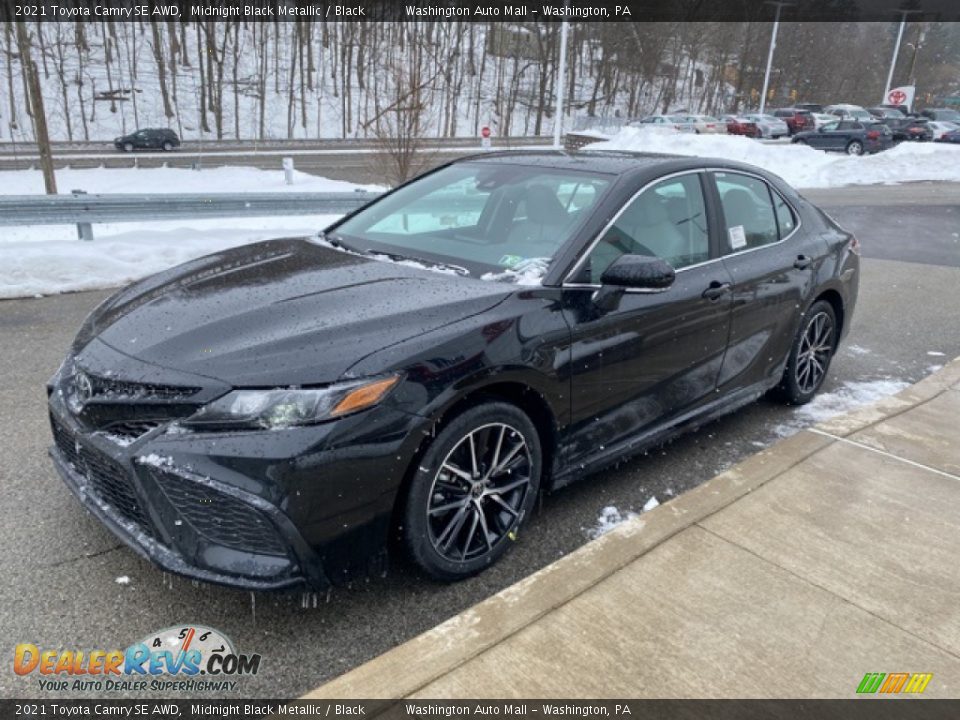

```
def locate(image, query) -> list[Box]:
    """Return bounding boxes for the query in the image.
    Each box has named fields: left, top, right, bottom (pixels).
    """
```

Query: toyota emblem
left=72, top=371, right=94, bottom=411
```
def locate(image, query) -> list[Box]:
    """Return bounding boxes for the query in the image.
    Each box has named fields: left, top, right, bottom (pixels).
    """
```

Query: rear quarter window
left=716, top=172, right=780, bottom=252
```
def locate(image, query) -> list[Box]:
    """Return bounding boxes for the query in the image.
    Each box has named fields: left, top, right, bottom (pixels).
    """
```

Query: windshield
left=330, top=163, right=612, bottom=282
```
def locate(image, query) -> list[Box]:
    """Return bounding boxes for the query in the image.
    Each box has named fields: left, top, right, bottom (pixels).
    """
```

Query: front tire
left=402, top=402, right=542, bottom=581
left=123, top=142, right=134, bottom=153
left=846, top=140, right=864, bottom=155
left=774, top=300, right=837, bottom=405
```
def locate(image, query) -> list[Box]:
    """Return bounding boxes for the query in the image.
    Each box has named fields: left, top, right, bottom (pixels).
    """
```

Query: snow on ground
left=773, top=378, right=912, bottom=438
left=0, top=166, right=381, bottom=299
left=0, top=165, right=378, bottom=197
left=584, top=497, right=660, bottom=540
left=587, top=127, right=960, bottom=189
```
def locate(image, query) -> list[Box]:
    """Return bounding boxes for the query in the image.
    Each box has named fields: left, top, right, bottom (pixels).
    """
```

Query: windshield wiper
left=367, top=250, right=470, bottom=277
left=317, top=230, right=361, bottom=254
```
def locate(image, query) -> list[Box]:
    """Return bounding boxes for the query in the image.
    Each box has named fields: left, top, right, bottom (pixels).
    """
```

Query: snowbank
left=586, top=127, right=960, bottom=189
left=0, top=165, right=379, bottom=196
left=0, top=166, right=378, bottom=298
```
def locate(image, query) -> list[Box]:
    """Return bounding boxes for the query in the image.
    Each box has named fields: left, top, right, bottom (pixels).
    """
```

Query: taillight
left=849, top=236, right=861, bottom=255
left=867, top=130, right=880, bottom=140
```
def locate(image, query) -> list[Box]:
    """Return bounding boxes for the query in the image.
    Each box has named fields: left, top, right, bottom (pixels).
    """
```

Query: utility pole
left=552, top=18, right=570, bottom=149
left=907, top=23, right=926, bottom=87
left=15, top=21, right=56, bottom=194
left=759, top=1, right=793, bottom=115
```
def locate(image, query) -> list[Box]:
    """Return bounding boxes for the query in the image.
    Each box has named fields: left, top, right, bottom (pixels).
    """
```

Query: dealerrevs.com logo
left=14, top=625, right=261, bottom=693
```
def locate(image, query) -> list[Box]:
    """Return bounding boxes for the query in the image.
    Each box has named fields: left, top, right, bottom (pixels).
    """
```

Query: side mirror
left=594, top=254, right=675, bottom=313
left=601, top=254, right=676, bottom=289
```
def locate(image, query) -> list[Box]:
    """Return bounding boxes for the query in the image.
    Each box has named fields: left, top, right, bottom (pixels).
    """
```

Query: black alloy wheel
left=775, top=300, right=837, bottom=405
left=402, top=402, right=541, bottom=580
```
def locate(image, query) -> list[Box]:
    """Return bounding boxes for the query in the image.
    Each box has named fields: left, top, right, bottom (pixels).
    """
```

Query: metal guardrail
left=0, top=190, right=383, bottom=240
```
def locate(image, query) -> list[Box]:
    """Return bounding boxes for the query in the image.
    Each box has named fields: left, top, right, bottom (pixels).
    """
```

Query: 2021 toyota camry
left=48, top=151, right=859, bottom=589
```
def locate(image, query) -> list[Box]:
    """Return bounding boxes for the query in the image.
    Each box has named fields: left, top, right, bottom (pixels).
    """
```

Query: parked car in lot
left=113, top=128, right=180, bottom=152
left=811, top=113, right=838, bottom=129
left=773, top=108, right=815, bottom=135
left=793, top=103, right=824, bottom=113
left=635, top=114, right=697, bottom=133
left=824, top=104, right=875, bottom=122
left=720, top=115, right=761, bottom=138
left=681, top=114, right=728, bottom=134
left=792, top=119, right=894, bottom=155
left=868, top=106, right=906, bottom=119
left=926, top=121, right=957, bottom=141
left=920, top=108, right=960, bottom=123
left=48, top=150, right=859, bottom=588
left=882, top=117, right=934, bottom=142
left=741, top=113, right=790, bottom=139
left=937, top=127, right=960, bottom=144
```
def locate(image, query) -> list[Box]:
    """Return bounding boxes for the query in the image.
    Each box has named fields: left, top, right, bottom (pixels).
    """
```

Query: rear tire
left=162, top=141, right=174, bottom=152
left=774, top=300, right=837, bottom=405
left=402, top=402, right=541, bottom=581
left=846, top=140, right=864, bottom=155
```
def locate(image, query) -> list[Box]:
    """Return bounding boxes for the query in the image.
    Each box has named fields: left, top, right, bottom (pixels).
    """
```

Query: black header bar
left=3, top=0, right=960, bottom=23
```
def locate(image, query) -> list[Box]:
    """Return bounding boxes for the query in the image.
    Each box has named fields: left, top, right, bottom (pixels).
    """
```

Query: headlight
left=182, top=375, right=400, bottom=430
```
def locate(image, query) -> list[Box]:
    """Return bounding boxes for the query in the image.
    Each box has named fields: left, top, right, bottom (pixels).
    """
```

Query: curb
left=305, top=356, right=960, bottom=700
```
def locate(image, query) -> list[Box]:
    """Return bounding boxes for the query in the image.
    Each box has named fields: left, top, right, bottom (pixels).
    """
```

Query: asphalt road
left=0, top=137, right=553, bottom=183
left=1, top=184, right=959, bottom=699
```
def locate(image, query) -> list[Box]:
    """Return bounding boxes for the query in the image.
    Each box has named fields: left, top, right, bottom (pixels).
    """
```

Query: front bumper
left=47, top=361, right=427, bottom=591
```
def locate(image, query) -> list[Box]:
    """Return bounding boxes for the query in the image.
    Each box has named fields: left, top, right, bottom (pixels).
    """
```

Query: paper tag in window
left=728, top=225, right=747, bottom=250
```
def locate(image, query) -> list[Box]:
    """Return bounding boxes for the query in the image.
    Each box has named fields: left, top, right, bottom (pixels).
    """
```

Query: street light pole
left=759, top=1, right=792, bottom=115
left=553, top=19, right=570, bottom=149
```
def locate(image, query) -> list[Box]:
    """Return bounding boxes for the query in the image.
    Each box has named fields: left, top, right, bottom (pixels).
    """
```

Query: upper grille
left=151, top=470, right=287, bottom=556
left=86, top=373, right=200, bottom=401
left=51, top=417, right=155, bottom=537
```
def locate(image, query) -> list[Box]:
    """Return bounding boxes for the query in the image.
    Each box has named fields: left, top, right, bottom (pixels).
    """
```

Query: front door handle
left=794, top=255, right=813, bottom=270
left=702, top=280, right=732, bottom=301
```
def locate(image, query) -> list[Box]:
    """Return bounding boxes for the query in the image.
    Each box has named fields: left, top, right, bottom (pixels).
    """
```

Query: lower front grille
left=51, top=417, right=154, bottom=537
left=151, top=470, right=287, bottom=556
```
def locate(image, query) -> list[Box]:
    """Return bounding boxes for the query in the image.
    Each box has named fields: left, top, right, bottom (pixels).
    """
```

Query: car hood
left=87, top=237, right=512, bottom=386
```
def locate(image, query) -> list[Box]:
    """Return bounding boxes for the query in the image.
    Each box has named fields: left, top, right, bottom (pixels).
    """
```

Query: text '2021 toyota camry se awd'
left=48, top=151, right=859, bottom=589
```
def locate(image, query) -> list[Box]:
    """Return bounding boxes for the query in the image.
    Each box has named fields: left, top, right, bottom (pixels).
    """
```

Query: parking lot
left=1, top=182, right=959, bottom=699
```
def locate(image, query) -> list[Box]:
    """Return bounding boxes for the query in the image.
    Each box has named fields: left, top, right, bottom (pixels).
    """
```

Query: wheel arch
left=812, top=287, right=845, bottom=349
left=388, top=379, right=561, bottom=540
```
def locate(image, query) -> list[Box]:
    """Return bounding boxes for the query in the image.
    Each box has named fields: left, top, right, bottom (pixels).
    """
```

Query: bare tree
left=368, top=36, right=438, bottom=185
left=15, top=21, right=56, bottom=194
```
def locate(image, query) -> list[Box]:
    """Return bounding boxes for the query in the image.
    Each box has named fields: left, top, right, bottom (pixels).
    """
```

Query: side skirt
left=550, top=378, right=779, bottom=491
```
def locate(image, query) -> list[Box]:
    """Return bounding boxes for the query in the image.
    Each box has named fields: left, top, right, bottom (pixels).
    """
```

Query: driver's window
left=575, top=173, right=709, bottom=284
left=821, top=122, right=840, bottom=131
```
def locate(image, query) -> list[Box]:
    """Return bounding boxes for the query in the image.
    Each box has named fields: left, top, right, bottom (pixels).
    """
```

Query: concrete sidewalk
left=308, top=358, right=960, bottom=699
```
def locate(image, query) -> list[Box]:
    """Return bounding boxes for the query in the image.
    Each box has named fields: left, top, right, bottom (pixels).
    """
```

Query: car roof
left=453, top=150, right=791, bottom=188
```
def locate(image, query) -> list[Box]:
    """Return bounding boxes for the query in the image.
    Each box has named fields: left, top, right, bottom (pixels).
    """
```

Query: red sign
left=481, top=126, right=491, bottom=139
left=888, top=89, right=907, bottom=105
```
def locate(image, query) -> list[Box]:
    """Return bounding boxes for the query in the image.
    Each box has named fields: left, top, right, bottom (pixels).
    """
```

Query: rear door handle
left=702, top=281, right=731, bottom=301
left=794, top=255, right=813, bottom=270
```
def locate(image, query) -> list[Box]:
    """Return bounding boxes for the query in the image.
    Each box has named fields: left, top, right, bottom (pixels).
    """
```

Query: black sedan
left=113, top=128, right=180, bottom=152
left=792, top=119, right=893, bottom=154
left=48, top=152, right=860, bottom=589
